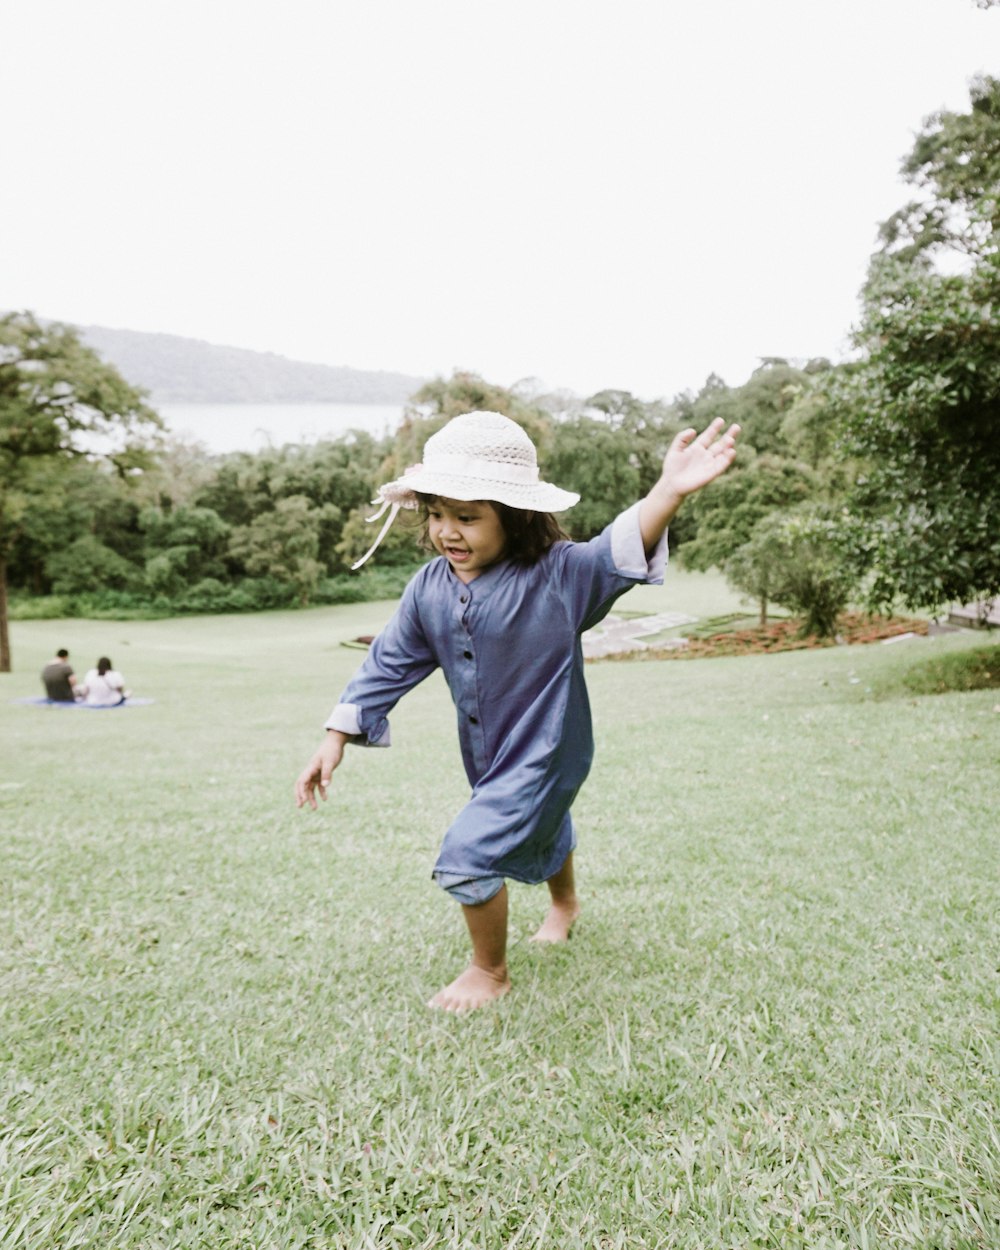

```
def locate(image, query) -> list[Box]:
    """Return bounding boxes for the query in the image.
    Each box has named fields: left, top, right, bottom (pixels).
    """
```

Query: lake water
left=157, top=402, right=406, bottom=455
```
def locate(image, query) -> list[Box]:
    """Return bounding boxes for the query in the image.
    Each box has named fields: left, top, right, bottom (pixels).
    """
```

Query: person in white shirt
left=81, top=656, right=128, bottom=706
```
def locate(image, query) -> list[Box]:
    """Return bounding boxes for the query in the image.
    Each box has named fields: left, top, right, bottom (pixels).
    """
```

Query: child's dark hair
left=416, top=494, right=570, bottom=565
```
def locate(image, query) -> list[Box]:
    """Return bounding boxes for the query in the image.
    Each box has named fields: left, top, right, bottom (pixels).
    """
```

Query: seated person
left=81, top=656, right=128, bottom=706
left=41, top=649, right=79, bottom=702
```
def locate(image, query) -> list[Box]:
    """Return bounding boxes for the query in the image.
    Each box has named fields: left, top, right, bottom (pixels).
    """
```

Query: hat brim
left=378, top=468, right=579, bottom=513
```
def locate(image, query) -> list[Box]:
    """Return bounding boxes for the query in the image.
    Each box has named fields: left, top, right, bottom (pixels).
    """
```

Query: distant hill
left=77, top=324, right=426, bottom=404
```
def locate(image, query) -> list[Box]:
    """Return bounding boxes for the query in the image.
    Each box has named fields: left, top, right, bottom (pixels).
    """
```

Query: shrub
left=174, top=578, right=234, bottom=613
left=45, top=535, right=141, bottom=595
left=726, top=507, right=857, bottom=638
left=173, top=577, right=296, bottom=614
left=315, top=566, right=423, bottom=606
left=8, top=565, right=424, bottom=621
left=895, top=645, right=1000, bottom=696
left=8, top=594, right=81, bottom=621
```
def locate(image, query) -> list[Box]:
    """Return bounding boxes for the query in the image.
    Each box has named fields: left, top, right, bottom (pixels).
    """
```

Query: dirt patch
left=591, top=613, right=930, bottom=662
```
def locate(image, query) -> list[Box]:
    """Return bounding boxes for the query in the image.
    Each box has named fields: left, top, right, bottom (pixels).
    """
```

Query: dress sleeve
left=551, top=501, right=668, bottom=633
left=323, top=574, right=439, bottom=747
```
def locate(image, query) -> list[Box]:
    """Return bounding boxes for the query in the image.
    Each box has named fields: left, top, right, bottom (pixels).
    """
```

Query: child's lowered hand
left=295, top=730, right=349, bottom=810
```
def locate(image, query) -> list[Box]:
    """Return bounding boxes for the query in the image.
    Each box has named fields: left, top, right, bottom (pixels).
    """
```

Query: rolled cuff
left=433, top=872, right=506, bottom=905
left=610, top=501, right=668, bottom=583
left=323, top=702, right=391, bottom=747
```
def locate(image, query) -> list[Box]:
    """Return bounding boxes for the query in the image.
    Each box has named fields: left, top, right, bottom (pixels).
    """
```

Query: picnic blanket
left=14, top=697, right=155, bottom=710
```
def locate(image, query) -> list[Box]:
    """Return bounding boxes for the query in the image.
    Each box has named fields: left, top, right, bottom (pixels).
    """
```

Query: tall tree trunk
left=0, top=556, right=10, bottom=672
left=758, top=594, right=768, bottom=628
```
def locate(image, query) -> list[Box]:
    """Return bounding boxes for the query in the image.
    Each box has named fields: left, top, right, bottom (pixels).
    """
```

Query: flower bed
left=596, top=613, right=929, bottom=662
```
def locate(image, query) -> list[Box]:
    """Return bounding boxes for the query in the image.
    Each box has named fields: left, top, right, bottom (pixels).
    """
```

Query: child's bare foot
left=529, top=899, right=580, bottom=943
left=428, top=963, right=510, bottom=1013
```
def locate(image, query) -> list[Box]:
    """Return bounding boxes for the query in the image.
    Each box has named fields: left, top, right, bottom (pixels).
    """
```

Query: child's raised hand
left=295, top=731, right=348, bottom=810
left=662, top=418, right=740, bottom=498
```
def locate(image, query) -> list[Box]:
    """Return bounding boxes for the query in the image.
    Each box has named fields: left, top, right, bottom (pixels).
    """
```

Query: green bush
left=892, top=644, right=1000, bottom=696
left=173, top=578, right=235, bottom=613
left=8, top=564, right=425, bottom=620
left=8, top=594, right=81, bottom=621
left=45, top=536, right=141, bottom=595
left=315, top=565, right=423, bottom=606
left=725, top=507, right=857, bottom=638
left=9, top=590, right=156, bottom=620
left=172, top=576, right=295, bottom=614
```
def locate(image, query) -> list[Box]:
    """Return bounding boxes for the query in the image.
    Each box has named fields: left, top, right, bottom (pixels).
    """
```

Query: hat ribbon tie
left=350, top=497, right=402, bottom=571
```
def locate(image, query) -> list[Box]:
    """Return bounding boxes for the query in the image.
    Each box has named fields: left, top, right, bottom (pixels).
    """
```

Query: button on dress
left=325, top=502, right=666, bottom=886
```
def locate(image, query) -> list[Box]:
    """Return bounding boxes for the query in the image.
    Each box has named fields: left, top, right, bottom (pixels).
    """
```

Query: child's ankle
left=471, top=958, right=508, bottom=982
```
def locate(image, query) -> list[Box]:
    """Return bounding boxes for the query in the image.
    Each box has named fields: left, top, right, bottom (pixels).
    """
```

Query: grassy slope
left=615, top=566, right=764, bottom=620
left=1, top=598, right=997, bottom=1249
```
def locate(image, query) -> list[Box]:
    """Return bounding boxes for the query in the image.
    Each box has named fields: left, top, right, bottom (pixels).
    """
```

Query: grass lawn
left=1, top=597, right=998, bottom=1249
left=614, top=565, right=770, bottom=622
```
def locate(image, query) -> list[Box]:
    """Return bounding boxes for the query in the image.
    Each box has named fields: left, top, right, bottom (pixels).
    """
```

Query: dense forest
left=2, top=78, right=998, bottom=667
left=0, top=355, right=841, bottom=618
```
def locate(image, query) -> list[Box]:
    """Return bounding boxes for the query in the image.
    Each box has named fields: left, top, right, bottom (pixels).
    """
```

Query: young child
left=295, top=410, right=739, bottom=1013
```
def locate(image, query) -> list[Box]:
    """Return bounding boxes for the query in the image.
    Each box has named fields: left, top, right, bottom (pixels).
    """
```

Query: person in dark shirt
left=41, top=649, right=78, bottom=702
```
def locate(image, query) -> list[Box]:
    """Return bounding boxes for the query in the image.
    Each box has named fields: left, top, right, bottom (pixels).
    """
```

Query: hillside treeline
left=4, top=361, right=834, bottom=619
left=77, top=325, right=424, bottom=405
left=4, top=76, right=998, bottom=645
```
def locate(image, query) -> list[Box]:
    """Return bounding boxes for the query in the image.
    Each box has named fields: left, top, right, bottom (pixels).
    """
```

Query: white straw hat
left=351, top=411, right=579, bottom=569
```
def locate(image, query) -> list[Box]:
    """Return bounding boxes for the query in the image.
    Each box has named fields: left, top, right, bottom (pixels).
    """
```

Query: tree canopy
left=0, top=312, right=162, bottom=669
left=832, top=76, right=1000, bottom=611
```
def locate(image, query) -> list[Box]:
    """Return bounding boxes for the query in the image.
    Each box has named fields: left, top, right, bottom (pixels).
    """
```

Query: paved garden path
left=948, top=599, right=1000, bottom=628
left=582, top=611, right=698, bottom=658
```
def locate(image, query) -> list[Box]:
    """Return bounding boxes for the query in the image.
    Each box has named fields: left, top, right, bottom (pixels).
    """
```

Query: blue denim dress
left=325, top=502, right=666, bottom=889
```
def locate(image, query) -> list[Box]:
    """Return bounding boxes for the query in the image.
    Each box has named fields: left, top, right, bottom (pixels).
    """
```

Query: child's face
left=427, top=497, right=507, bottom=583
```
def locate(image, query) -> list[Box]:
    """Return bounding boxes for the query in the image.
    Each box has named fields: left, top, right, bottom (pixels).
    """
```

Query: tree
left=133, top=436, right=219, bottom=511
left=686, top=361, right=811, bottom=457
left=336, top=500, right=424, bottom=569
left=546, top=416, right=641, bottom=539
left=583, top=390, right=682, bottom=500
left=779, top=385, right=837, bottom=471
left=680, top=450, right=817, bottom=571
left=190, top=434, right=390, bottom=577
left=725, top=508, right=857, bottom=637
left=140, top=504, right=232, bottom=597
left=723, top=514, right=788, bottom=627
left=832, top=77, right=1000, bottom=612
left=46, top=534, right=139, bottom=596
left=391, top=372, right=556, bottom=482
left=227, top=495, right=338, bottom=605
left=0, top=312, right=162, bottom=670
left=5, top=455, right=142, bottom=596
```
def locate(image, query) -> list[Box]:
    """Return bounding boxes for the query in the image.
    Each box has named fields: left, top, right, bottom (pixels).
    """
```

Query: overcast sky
left=2, top=1, right=995, bottom=401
